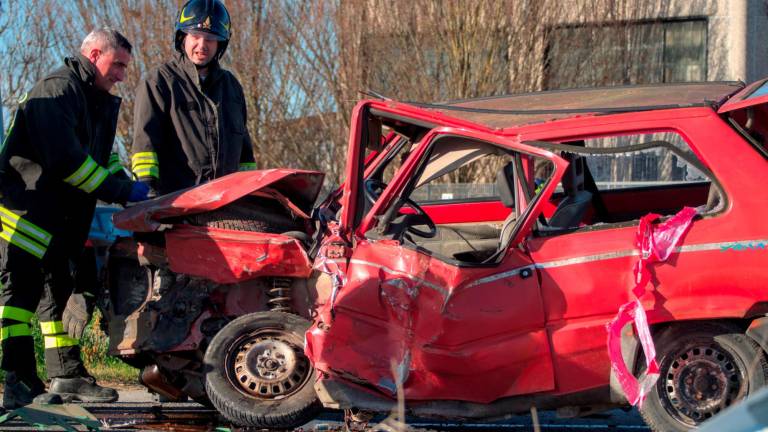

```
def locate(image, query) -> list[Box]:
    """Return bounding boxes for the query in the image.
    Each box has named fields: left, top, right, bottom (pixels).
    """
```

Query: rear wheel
left=639, top=322, right=768, bottom=431
left=204, top=311, right=320, bottom=428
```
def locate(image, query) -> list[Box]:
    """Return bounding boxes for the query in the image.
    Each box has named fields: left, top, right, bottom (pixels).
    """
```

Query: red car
left=304, top=80, right=768, bottom=432
left=111, top=79, right=768, bottom=432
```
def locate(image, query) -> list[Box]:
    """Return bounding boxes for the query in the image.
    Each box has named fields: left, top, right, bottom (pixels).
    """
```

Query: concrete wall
left=548, top=0, right=768, bottom=82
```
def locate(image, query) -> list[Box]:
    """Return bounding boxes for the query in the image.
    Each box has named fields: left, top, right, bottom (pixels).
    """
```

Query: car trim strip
left=340, top=238, right=767, bottom=295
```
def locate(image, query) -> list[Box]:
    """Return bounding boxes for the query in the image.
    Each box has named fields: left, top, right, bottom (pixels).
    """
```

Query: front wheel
left=639, top=322, right=768, bottom=431
left=204, top=311, right=320, bottom=428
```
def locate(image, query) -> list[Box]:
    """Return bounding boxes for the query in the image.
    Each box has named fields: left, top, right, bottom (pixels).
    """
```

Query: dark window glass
left=545, top=19, right=707, bottom=89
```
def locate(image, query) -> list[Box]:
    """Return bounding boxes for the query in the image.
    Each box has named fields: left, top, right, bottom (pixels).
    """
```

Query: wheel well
left=610, top=317, right=762, bottom=404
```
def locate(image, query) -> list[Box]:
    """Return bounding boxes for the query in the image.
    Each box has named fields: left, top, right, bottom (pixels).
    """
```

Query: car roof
left=411, top=82, right=744, bottom=129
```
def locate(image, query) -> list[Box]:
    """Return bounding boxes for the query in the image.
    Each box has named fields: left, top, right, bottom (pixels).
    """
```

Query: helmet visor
left=184, top=28, right=227, bottom=42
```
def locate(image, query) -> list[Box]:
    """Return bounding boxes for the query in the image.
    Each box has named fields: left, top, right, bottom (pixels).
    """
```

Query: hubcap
left=228, top=330, right=311, bottom=400
left=662, top=344, right=746, bottom=425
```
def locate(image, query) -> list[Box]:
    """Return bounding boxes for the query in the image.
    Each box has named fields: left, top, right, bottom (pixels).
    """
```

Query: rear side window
left=535, top=132, right=723, bottom=234
left=582, top=133, right=707, bottom=190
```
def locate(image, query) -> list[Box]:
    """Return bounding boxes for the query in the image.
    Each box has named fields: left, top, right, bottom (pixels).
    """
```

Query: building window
left=544, top=19, right=707, bottom=89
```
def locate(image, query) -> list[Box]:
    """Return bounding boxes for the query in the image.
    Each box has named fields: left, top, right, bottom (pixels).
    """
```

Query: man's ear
left=86, top=47, right=101, bottom=64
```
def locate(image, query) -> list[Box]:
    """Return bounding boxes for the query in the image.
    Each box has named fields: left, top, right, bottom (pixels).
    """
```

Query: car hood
left=114, top=169, right=325, bottom=232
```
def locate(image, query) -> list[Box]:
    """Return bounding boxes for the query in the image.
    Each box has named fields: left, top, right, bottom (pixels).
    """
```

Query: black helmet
left=174, top=0, right=231, bottom=60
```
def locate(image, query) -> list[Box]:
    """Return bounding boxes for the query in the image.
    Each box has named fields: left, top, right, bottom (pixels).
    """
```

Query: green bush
left=0, top=311, right=138, bottom=384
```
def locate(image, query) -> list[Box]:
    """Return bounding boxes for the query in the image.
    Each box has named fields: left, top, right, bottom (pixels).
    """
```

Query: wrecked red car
left=103, top=169, right=326, bottom=425
left=305, top=80, right=768, bottom=432
left=107, top=79, right=768, bottom=431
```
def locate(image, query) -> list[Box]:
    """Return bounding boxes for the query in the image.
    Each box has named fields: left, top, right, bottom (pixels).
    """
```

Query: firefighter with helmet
left=131, top=0, right=256, bottom=196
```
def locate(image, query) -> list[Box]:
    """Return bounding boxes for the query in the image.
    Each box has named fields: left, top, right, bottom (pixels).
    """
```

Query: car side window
left=368, top=135, right=554, bottom=265
left=536, top=132, right=723, bottom=235
left=411, top=153, right=508, bottom=204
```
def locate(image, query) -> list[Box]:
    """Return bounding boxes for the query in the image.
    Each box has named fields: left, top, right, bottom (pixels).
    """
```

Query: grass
left=0, top=310, right=139, bottom=385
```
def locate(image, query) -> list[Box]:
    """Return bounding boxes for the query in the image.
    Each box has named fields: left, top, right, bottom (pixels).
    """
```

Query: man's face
left=184, top=32, right=219, bottom=67
left=89, top=47, right=131, bottom=92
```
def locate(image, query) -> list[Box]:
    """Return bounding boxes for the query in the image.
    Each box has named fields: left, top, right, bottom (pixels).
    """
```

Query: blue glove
left=128, top=181, right=150, bottom=202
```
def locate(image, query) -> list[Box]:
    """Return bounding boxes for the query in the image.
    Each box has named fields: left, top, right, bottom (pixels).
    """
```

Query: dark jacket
left=0, top=55, right=132, bottom=260
left=131, top=54, right=255, bottom=195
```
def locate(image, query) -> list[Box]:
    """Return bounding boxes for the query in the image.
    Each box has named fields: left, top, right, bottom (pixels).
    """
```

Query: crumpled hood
left=114, top=169, right=325, bottom=232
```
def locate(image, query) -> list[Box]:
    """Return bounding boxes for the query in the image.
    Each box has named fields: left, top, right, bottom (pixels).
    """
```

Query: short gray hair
left=80, top=26, right=132, bottom=55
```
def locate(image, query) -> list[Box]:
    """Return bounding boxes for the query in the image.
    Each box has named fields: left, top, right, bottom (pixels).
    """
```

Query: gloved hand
left=128, top=181, right=150, bottom=202
left=62, top=292, right=94, bottom=339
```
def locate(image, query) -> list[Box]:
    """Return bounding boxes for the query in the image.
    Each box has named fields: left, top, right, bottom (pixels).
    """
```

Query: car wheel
left=204, top=311, right=320, bottom=428
left=639, top=322, right=768, bottom=431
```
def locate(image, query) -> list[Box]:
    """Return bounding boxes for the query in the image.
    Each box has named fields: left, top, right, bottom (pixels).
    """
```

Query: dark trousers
left=0, top=241, right=84, bottom=378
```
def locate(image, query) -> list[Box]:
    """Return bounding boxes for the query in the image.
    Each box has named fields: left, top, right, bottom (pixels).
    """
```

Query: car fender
left=609, top=322, right=640, bottom=404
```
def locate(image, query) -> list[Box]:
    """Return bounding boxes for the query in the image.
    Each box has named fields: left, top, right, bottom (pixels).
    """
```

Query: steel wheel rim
left=660, top=342, right=747, bottom=426
left=226, top=327, right=311, bottom=400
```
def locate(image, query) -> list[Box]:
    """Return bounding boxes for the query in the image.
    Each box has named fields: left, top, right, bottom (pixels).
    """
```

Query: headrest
left=561, top=153, right=586, bottom=196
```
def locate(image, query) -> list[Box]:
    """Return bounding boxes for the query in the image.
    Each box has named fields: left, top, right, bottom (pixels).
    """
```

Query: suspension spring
left=267, top=278, right=293, bottom=313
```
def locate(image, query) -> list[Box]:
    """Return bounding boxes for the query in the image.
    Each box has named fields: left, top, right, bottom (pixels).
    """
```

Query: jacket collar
left=174, top=53, right=224, bottom=88
left=65, top=54, right=98, bottom=86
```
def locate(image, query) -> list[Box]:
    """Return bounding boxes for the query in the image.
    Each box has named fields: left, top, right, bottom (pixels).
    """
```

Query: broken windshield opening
left=367, top=134, right=554, bottom=266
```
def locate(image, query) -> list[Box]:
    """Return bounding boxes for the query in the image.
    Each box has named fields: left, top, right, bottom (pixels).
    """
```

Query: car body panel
left=165, top=225, right=313, bottom=284
left=717, top=77, right=768, bottom=113
left=114, top=169, right=324, bottom=232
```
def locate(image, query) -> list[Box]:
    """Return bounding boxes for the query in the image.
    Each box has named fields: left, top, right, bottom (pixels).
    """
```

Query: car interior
left=359, top=120, right=725, bottom=267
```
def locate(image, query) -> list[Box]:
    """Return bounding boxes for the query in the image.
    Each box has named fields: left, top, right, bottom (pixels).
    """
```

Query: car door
left=310, top=125, right=567, bottom=404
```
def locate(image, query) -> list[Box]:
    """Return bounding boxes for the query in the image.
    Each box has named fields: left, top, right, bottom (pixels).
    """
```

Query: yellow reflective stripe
left=133, top=166, right=159, bottom=178
left=108, top=154, right=123, bottom=173
left=0, top=323, right=32, bottom=341
left=239, top=163, right=257, bottom=171
left=39, top=321, right=64, bottom=335
left=131, top=152, right=158, bottom=164
left=64, top=156, right=97, bottom=187
left=0, top=305, right=34, bottom=323
left=0, top=227, right=45, bottom=258
left=80, top=166, right=109, bottom=193
left=0, top=206, right=52, bottom=245
left=44, top=334, right=79, bottom=349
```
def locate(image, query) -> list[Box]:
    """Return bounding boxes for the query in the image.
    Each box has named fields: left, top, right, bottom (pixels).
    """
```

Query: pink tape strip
left=606, top=207, right=698, bottom=406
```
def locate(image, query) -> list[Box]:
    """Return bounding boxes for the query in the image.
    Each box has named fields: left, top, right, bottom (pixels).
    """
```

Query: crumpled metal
left=312, top=221, right=348, bottom=324
left=606, top=206, right=698, bottom=406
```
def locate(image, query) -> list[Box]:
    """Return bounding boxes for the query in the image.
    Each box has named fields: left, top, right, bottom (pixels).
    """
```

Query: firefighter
left=0, top=27, right=150, bottom=409
left=131, top=0, right=256, bottom=196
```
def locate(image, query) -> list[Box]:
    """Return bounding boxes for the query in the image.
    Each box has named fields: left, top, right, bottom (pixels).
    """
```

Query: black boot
left=49, top=375, right=118, bottom=403
left=3, top=371, right=46, bottom=409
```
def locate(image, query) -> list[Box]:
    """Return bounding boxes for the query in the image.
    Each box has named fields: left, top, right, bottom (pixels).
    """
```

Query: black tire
left=187, top=197, right=303, bottom=234
left=204, top=311, right=320, bottom=428
left=639, top=322, right=768, bottom=431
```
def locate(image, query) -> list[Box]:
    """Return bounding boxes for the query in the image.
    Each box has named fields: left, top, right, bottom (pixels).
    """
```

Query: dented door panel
left=307, top=240, right=553, bottom=403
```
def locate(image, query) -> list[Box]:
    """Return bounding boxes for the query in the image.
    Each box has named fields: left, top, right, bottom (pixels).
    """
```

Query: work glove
left=128, top=181, right=151, bottom=202
left=62, top=292, right=94, bottom=339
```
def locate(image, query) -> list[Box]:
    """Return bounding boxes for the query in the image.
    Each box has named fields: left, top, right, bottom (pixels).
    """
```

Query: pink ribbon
left=606, top=207, right=698, bottom=406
